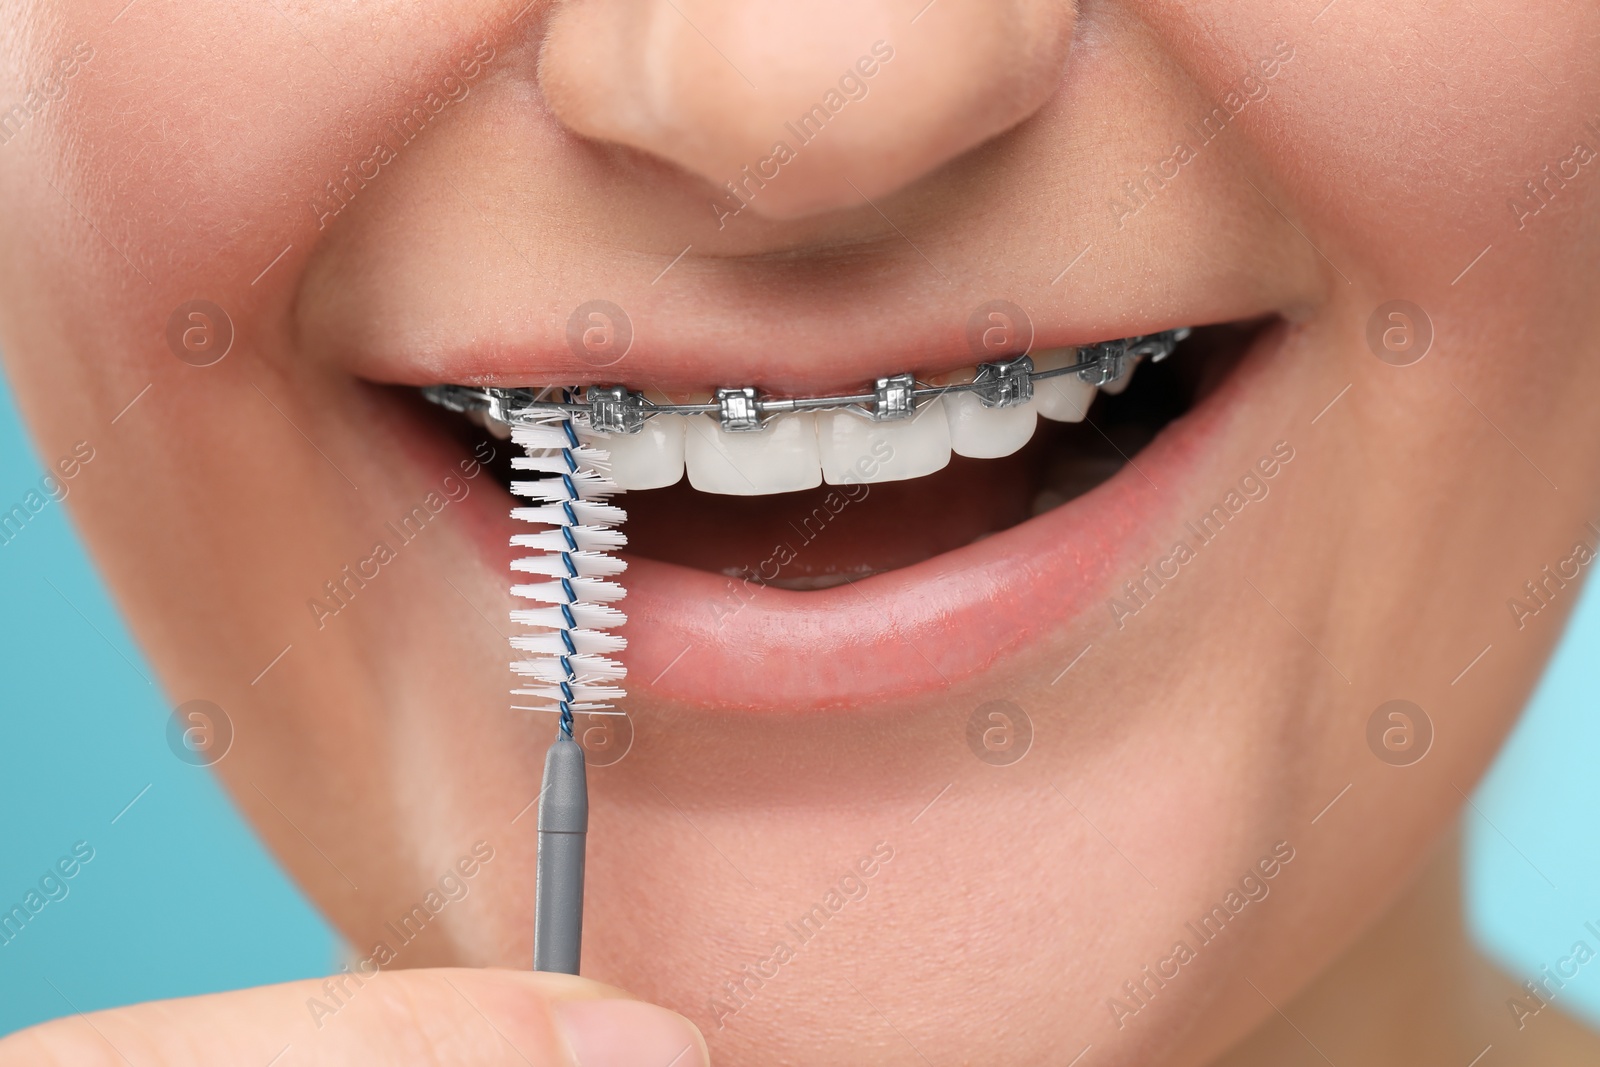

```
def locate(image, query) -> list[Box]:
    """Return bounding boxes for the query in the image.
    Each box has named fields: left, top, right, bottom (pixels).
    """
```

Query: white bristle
left=514, top=683, right=627, bottom=705
left=514, top=704, right=626, bottom=717
left=512, top=447, right=614, bottom=474
left=512, top=628, right=627, bottom=655
left=513, top=654, right=628, bottom=682
left=511, top=551, right=627, bottom=579
left=514, top=502, right=628, bottom=527
left=512, top=578, right=627, bottom=604
left=512, top=604, right=627, bottom=629
left=513, top=527, right=627, bottom=552
left=511, top=424, right=577, bottom=449
left=508, top=411, right=628, bottom=718
left=511, top=471, right=620, bottom=502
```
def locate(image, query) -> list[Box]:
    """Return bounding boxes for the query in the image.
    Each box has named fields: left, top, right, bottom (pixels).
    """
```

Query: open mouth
left=595, top=324, right=1254, bottom=590
left=409, top=316, right=1272, bottom=710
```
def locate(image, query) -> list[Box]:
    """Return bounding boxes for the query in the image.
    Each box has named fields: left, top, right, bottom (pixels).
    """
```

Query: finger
left=0, top=967, right=709, bottom=1067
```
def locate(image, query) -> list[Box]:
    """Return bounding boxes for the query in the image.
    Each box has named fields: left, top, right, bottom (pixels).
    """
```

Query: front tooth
left=684, top=412, right=823, bottom=495
left=1032, top=347, right=1097, bottom=423
left=1100, top=356, right=1141, bottom=395
left=582, top=416, right=685, bottom=490
left=816, top=398, right=952, bottom=485
left=943, top=389, right=1037, bottom=458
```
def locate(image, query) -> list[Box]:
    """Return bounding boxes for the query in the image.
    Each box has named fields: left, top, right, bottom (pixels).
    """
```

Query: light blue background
left=0, top=369, right=1595, bottom=1035
left=1466, top=559, right=1600, bottom=1029
left=0, top=372, right=335, bottom=1032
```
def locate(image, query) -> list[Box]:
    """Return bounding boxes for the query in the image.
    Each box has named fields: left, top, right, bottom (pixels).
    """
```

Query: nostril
left=537, top=0, right=1075, bottom=220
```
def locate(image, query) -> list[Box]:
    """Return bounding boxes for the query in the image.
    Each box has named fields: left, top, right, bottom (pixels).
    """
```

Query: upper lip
left=302, top=257, right=1304, bottom=397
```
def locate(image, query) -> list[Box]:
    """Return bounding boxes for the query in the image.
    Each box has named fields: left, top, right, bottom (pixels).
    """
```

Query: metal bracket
left=716, top=387, right=764, bottom=433
left=1078, top=340, right=1127, bottom=387
left=872, top=373, right=917, bottom=421
left=586, top=385, right=646, bottom=435
left=971, top=355, right=1035, bottom=408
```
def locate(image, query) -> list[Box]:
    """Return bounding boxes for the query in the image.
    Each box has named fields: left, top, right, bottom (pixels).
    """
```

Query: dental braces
left=423, top=328, right=1191, bottom=435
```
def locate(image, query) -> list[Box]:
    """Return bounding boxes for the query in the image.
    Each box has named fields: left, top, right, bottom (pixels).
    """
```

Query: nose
left=537, top=0, right=1075, bottom=219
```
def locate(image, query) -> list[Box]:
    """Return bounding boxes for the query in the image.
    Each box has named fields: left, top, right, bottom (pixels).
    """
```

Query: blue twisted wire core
left=555, top=389, right=579, bottom=742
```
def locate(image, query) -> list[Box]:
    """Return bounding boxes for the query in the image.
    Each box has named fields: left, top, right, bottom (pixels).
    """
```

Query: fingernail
left=554, top=999, right=709, bottom=1067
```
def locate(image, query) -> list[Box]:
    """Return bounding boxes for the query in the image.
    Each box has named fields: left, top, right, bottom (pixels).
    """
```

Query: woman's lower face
left=3, top=0, right=1599, bottom=1062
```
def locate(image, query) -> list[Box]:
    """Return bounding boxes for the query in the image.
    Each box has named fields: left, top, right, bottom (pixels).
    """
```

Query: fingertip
left=488, top=967, right=640, bottom=1003
left=553, top=998, right=709, bottom=1067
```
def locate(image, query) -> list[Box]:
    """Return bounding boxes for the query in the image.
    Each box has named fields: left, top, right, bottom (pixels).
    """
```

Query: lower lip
left=457, top=327, right=1280, bottom=713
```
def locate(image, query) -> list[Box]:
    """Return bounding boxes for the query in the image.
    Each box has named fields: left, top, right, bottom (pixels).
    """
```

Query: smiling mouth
left=403, top=315, right=1273, bottom=710
left=422, top=318, right=1260, bottom=581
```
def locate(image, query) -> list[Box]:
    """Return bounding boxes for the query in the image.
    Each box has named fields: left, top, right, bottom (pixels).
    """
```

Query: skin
left=2, top=0, right=1599, bottom=1063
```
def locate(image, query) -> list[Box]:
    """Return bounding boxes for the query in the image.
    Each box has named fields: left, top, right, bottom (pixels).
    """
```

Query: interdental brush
left=506, top=392, right=628, bottom=975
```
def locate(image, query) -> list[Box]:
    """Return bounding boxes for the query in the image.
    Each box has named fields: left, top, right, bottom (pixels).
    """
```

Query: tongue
left=622, top=449, right=1039, bottom=586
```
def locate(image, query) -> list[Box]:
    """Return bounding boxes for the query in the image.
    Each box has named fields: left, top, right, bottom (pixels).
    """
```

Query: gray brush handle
left=533, top=735, right=587, bottom=974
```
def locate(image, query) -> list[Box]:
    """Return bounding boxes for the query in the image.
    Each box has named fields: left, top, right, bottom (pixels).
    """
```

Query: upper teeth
left=422, top=329, right=1187, bottom=495
left=670, top=352, right=1110, bottom=495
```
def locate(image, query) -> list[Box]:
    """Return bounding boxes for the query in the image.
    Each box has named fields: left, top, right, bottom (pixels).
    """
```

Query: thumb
left=0, top=968, right=709, bottom=1067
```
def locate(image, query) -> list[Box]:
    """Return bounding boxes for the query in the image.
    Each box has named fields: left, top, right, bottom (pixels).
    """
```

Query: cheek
left=23, top=3, right=507, bottom=327
left=1255, top=2, right=1597, bottom=281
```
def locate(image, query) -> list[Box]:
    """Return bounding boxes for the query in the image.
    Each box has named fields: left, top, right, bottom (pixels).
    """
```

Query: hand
left=0, top=968, right=708, bottom=1066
